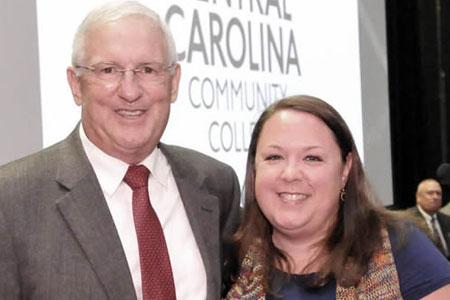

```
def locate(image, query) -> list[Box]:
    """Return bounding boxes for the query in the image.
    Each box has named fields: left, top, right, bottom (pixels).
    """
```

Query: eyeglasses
left=75, top=62, right=175, bottom=84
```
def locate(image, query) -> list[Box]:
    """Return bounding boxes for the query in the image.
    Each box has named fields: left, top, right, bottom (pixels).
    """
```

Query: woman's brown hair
left=233, top=95, right=401, bottom=291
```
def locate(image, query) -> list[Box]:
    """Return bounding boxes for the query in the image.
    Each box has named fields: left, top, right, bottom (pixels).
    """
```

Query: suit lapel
left=413, top=207, right=433, bottom=237
left=54, top=128, right=136, bottom=299
left=160, top=144, right=221, bottom=298
left=437, top=212, right=450, bottom=256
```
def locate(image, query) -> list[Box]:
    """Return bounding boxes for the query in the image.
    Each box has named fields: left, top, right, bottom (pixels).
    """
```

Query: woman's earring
left=340, top=188, right=346, bottom=202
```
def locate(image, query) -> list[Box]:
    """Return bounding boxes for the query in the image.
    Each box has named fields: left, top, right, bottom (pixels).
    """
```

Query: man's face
left=417, top=180, right=442, bottom=215
left=67, top=16, right=180, bottom=164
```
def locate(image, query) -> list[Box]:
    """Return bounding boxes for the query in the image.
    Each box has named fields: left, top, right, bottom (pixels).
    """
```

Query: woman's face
left=254, top=109, right=352, bottom=243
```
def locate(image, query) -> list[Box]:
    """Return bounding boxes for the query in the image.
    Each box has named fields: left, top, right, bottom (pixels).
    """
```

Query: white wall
left=0, top=0, right=42, bottom=165
left=359, top=0, right=393, bottom=205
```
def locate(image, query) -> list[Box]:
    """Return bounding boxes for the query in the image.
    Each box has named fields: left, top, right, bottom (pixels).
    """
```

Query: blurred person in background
left=403, top=178, right=450, bottom=259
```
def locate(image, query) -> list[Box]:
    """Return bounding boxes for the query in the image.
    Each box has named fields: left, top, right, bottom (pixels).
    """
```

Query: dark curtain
left=386, top=0, right=450, bottom=208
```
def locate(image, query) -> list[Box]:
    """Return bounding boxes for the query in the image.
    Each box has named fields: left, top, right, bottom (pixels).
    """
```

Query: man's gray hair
left=71, top=0, right=177, bottom=66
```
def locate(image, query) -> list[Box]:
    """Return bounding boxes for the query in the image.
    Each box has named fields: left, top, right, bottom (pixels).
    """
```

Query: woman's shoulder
left=389, top=224, right=450, bottom=299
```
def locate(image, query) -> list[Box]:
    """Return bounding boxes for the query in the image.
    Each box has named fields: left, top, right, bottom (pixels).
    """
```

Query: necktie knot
left=124, top=165, right=150, bottom=190
left=432, top=215, right=438, bottom=224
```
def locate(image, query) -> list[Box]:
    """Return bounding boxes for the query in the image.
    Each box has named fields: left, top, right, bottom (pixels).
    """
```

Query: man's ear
left=67, top=67, right=83, bottom=106
left=169, top=64, right=181, bottom=103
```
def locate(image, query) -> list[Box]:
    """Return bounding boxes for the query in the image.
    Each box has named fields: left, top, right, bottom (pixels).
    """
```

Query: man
left=405, top=178, right=450, bottom=258
left=0, top=1, right=240, bottom=299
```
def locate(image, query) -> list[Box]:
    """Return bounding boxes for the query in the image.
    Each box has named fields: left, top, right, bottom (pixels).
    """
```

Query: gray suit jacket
left=404, top=206, right=450, bottom=258
left=0, top=127, right=241, bottom=300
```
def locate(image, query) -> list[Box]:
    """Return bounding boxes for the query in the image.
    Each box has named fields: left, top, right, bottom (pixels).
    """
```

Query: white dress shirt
left=79, top=126, right=207, bottom=300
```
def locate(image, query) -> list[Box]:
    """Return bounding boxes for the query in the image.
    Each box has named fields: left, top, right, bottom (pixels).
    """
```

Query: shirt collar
left=79, top=125, right=169, bottom=196
left=417, top=205, right=436, bottom=222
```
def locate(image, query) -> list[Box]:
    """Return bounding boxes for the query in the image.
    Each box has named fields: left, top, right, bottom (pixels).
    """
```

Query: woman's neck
left=273, top=231, right=328, bottom=274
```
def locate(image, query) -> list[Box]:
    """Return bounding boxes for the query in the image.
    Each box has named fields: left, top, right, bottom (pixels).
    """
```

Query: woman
left=226, top=95, right=450, bottom=299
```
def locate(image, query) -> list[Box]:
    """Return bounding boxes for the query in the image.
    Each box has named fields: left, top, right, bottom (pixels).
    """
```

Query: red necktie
left=124, top=165, right=176, bottom=300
